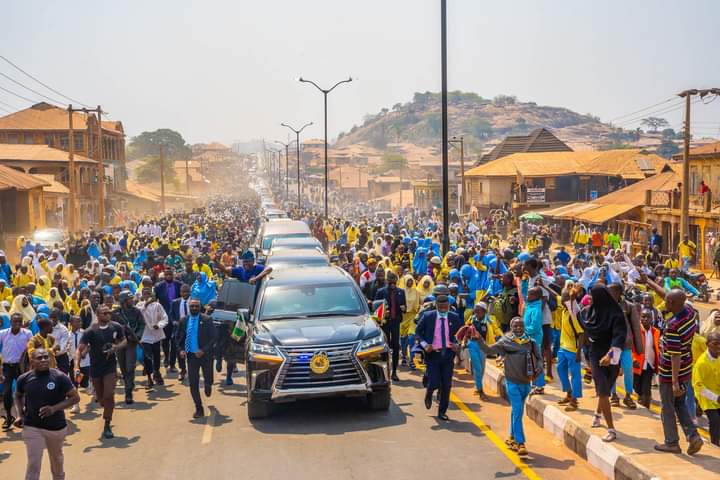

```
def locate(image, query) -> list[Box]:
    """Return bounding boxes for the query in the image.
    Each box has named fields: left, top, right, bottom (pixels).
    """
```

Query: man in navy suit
left=155, top=266, right=183, bottom=370
left=415, top=286, right=462, bottom=421
left=169, top=284, right=191, bottom=380
left=374, top=272, right=406, bottom=381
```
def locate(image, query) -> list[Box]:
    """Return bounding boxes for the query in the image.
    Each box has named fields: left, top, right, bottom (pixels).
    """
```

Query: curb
left=478, top=362, right=660, bottom=480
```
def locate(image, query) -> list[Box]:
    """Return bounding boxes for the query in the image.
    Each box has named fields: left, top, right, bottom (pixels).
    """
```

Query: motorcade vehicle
left=265, top=248, right=329, bottom=268
left=255, top=219, right=312, bottom=258
left=270, top=236, right=323, bottom=251
left=244, top=266, right=391, bottom=419
left=263, top=208, right=288, bottom=220
left=31, top=228, right=68, bottom=249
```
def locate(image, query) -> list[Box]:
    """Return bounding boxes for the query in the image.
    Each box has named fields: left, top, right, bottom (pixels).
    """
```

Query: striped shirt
left=658, top=306, right=697, bottom=383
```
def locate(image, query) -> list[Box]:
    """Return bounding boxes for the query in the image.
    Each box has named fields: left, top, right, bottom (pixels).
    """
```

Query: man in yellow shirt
left=678, top=235, right=696, bottom=272
left=692, top=332, right=720, bottom=445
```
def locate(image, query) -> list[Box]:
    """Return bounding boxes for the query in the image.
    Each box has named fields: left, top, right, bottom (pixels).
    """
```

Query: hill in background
left=335, top=91, right=619, bottom=158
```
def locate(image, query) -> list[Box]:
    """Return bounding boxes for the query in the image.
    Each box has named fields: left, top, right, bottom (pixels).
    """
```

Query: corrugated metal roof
left=33, top=174, right=69, bottom=195
left=0, top=102, right=122, bottom=133
left=0, top=165, right=50, bottom=191
left=541, top=170, right=680, bottom=224
left=466, top=149, right=667, bottom=179
left=0, top=144, right=96, bottom=164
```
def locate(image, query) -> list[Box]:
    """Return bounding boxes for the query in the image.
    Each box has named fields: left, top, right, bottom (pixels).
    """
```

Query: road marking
left=615, top=386, right=711, bottom=441
left=450, top=393, right=543, bottom=480
left=201, top=409, right=216, bottom=444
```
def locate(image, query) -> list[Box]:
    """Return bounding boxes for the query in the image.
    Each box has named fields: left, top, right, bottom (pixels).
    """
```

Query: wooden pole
left=96, top=106, right=105, bottom=229
left=185, top=158, right=190, bottom=194
left=459, top=136, right=465, bottom=215
left=67, top=105, right=77, bottom=233
left=680, top=92, right=691, bottom=240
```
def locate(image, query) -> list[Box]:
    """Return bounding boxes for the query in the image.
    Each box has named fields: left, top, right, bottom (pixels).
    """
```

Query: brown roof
left=0, top=144, right=96, bottom=164
left=466, top=149, right=667, bottom=180
left=0, top=102, right=123, bottom=134
left=371, top=189, right=414, bottom=208
left=673, top=141, right=720, bottom=160
left=328, top=166, right=368, bottom=189
left=540, top=169, right=680, bottom=224
left=480, top=128, right=572, bottom=163
left=33, top=174, right=69, bottom=195
left=0, top=165, right=50, bottom=191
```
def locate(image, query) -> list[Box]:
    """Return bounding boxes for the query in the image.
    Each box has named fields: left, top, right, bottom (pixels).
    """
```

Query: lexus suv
left=244, top=266, right=390, bottom=419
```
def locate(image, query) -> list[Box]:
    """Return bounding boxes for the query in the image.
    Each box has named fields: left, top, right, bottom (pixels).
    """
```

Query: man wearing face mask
left=415, top=285, right=462, bottom=421
left=374, top=272, right=406, bottom=381
left=175, top=298, right=217, bottom=419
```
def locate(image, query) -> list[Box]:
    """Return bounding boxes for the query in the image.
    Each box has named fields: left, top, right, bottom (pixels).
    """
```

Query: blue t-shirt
left=230, top=264, right=265, bottom=282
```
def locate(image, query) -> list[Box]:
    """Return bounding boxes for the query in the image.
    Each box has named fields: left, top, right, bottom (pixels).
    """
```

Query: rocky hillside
left=336, top=91, right=617, bottom=154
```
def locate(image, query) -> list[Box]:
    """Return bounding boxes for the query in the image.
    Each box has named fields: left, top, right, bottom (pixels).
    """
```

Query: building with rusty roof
left=0, top=164, right=50, bottom=234
left=463, top=149, right=667, bottom=215
left=479, top=128, right=572, bottom=164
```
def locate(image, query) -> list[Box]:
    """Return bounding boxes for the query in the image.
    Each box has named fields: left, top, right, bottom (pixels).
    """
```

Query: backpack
left=491, top=287, right=517, bottom=328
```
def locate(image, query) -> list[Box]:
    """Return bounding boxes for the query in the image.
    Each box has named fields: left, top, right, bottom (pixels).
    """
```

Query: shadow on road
left=250, top=397, right=409, bottom=435
left=82, top=435, right=141, bottom=453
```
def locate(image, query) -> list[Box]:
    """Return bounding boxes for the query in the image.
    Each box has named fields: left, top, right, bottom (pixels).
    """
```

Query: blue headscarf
left=87, top=242, right=101, bottom=260
left=133, top=249, right=148, bottom=270
left=412, top=247, right=428, bottom=275
left=191, top=272, right=217, bottom=306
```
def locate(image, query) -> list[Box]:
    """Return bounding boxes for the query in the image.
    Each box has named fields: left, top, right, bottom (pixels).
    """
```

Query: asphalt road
left=0, top=361, right=602, bottom=480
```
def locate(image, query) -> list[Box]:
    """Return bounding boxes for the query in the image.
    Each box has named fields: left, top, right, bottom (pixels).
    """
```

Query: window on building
left=45, top=134, right=55, bottom=147
left=7, top=133, right=19, bottom=144
left=74, top=135, right=84, bottom=152
left=23, top=134, right=34, bottom=144
left=59, top=134, right=69, bottom=150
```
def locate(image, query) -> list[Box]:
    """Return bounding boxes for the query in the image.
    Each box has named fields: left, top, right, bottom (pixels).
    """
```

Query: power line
left=0, top=54, right=91, bottom=108
left=0, top=84, right=39, bottom=104
left=0, top=97, right=19, bottom=110
left=606, top=97, right=677, bottom=123
left=0, top=70, right=65, bottom=105
left=613, top=98, right=701, bottom=128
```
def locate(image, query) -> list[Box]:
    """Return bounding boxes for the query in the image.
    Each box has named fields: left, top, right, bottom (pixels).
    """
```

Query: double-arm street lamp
left=298, top=76, right=352, bottom=218
left=281, top=121, right=313, bottom=208
left=275, top=139, right=297, bottom=201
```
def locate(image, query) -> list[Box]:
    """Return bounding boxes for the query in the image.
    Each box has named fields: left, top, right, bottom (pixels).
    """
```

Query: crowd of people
left=1, top=189, right=720, bottom=477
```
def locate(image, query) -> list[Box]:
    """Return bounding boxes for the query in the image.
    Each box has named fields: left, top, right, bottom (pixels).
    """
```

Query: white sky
left=2, top=0, right=719, bottom=144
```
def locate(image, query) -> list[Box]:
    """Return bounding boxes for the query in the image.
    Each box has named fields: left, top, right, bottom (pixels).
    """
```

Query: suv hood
left=256, top=315, right=378, bottom=346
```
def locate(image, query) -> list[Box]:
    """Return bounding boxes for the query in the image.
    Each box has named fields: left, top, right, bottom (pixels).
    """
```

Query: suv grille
left=275, top=342, right=365, bottom=390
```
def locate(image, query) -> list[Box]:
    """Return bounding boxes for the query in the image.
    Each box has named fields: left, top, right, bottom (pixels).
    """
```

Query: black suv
left=244, top=266, right=390, bottom=419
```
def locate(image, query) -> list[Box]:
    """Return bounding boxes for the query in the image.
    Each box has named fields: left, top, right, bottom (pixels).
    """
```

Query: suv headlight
left=357, top=334, right=387, bottom=359
left=250, top=341, right=283, bottom=363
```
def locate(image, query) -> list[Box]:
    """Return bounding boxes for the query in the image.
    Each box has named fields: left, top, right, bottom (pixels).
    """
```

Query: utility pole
left=275, top=140, right=295, bottom=201
left=159, top=145, right=166, bottom=212
left=678, top=88, right=720, bottom=240
left=185, top=158, right=190, bottom=194
left=440, top=0, right=450, bottom=254
left=281, top=122, right=313, bottom=208
left=67, top=106, right=77, bottom=233
left=68, top=105, right=105, bottom=229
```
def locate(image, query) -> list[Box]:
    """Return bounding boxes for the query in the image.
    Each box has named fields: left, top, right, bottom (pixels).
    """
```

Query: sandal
left=591, top=414, right=602, bottom=428
left=505, top=438, right=517, bottom=451
left=602, top=429, right=617, bottom=443
left=557, top=396, right=572, bottom=406
left=564, top=400, right=579, bottom=412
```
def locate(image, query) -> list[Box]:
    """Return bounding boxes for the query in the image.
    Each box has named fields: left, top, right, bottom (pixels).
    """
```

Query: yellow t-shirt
left=678, top=241, right=696, bottom=259
left=559, top=306, right=584, bottom=353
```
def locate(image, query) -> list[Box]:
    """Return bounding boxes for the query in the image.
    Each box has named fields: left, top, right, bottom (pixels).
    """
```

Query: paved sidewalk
left=475, top=361, right=720, bottom=480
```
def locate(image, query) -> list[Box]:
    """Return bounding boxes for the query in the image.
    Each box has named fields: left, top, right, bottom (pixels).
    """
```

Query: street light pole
left=281, top=121, right=313, bottom=209
left=298, top=76, right=352, bottom=218
left=275, top=140, right=296, bottom=201
left=440, top=0, right=450, bottom=254
left=449, top=136, right=465, bottom=215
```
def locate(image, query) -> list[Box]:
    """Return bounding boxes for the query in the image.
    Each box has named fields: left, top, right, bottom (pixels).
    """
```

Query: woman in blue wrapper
left=191, top=272, right=217, bottom=306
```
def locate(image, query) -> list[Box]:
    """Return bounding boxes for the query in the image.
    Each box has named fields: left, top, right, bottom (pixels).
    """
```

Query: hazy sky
left=2, top=0, right=719, bottom=145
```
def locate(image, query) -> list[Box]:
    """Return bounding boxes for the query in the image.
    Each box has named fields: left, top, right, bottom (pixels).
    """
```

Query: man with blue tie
left=415, top=286, right=462, bottom=421
left=154, top=266, right=183, bottom=371
left=169, top=284, right=191, bottom=381
left=175, top=298, right=217, bottom=419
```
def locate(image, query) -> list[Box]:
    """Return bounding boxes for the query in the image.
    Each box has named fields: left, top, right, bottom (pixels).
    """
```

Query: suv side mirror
left=238, top=308, right=253, bottom=324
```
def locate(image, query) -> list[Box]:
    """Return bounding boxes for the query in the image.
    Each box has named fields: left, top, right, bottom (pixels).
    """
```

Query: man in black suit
left=415, top=287, right=462, bottom=421
left=374, top=272, right=406, bottom=381
left=154, top=266, right=183, bottom=370
left=175, top=298, right=217, bottom=418
left=169, top=284, right=191, bottom=380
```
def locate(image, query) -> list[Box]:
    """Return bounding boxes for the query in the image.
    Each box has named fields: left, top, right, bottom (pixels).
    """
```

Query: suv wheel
left=367, top=389, right=391, bottom=411
left=248, top=395, right=271, bottom=419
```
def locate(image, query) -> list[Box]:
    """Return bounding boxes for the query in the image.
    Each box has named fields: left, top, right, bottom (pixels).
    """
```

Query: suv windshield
left=262, top=233, right=311, bottom=250
left=259, top=283, right=365, bottom=319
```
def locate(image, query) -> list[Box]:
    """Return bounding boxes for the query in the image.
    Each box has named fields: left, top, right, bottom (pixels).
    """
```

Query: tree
left=466, top=118, right=493, bottom=139
left=657, top=138, right=680, bottom=159
left=640, top=117, right=669, bottom=133
left=381, top=152, right=408, bottom=171
left=129, top=129, right=190, bottom=183
left=493, top=94, right=517, bottom=106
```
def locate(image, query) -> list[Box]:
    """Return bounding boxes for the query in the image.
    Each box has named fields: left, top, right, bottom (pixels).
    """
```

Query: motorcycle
left=683, top=271, right=712, bottom=302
